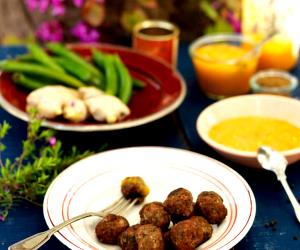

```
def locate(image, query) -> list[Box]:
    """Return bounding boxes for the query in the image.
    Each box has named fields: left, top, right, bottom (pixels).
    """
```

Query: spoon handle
left=278, top=176, right=300, bottom=223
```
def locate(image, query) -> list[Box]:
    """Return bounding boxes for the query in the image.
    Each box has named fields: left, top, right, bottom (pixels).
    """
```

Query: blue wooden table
left=0, top=44, right=300, bottom=250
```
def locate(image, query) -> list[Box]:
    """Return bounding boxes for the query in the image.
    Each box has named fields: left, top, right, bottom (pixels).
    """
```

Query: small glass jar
left=250, top=69, right=298, bottom=96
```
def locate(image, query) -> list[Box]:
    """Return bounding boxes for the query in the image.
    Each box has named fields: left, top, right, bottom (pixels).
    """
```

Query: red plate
left=0, top=44, right=186, bottom=131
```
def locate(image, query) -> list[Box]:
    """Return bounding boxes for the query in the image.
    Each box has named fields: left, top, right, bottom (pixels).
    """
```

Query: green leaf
left=199, top=0, right=219, bottom=21
left=0, top=121, right=10, bottom=138
left=204, top=18, right=234, bottom=34
left=0, top=143, right=6, bottom=152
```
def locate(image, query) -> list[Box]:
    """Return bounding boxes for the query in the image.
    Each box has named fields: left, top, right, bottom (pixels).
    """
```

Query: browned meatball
left=121, top=176, right=150, bottom=203
left=171, top=202, right=196, bottom=224
left=189, top=216, right=213, bottom=241
left=139, top=202, right=171, bottom=230
left=95, top=214, right=129, bottom=244
left=195, top=191, right=227, bottom=224
left=135, top=224, right=164, bottom=250
left=170, top=216, right=213, bottom=250
left=163, top=188, right=194, bottom=220
left=118, top=224, right=141, bottom=250
left=163, top=230, right=175, bottom=250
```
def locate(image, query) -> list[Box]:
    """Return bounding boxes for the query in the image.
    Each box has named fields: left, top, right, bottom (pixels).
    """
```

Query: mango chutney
left=209, top=116, right=300, bottom=152
left=190, top=41, right=259, bottom=99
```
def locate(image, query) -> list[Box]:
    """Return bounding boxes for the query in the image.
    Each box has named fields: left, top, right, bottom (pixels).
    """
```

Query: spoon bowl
left=257, top=146, right=300, bottom=223
left=257, top=146, right=287, bottom=174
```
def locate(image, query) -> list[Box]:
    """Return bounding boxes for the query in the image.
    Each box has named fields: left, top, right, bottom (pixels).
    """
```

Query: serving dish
left=43, top=146, right=256, bottom=250
left=196, top=94, right=300, bottom=168
left=0, top=43, right=186, bottom=131
left=189, top=33, right=259, bottom=100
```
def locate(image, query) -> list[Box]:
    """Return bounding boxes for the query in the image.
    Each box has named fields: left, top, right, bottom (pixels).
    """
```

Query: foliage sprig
left=0, top=110, right=101, bottom=221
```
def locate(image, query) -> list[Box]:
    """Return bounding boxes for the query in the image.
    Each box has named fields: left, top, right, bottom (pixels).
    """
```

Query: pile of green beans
left=0, top=43, right=145, bottom=104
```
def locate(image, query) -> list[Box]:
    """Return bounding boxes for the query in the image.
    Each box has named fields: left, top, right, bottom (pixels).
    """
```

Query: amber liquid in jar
left=139, top=27, right=173, bottom=36
left=256, top=76, right=290, bottom=87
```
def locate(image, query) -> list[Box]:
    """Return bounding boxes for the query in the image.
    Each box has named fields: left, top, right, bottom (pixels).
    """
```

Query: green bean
left=113, top=55, right=132, bottom=104
left=104, top=55, right=118, bottom=95
left=27, top=44, right=64, bottom=73
left=132, top=77, right=146, bottom=89
left=0, top=60, right=85, bottom=88
left=12, top=73, right=46, bottom=90
left=54, top=57, right=102, bottom=87
left=46, top=43, right=103, bottom=80
left=92, top=49, right=105, bottom=70
left=92, top=50, right=118, bottom=95
left=23, top=73, right=60, bottom=85
left=17, top=54, right=36, bottom=62
left=54, top=57, right=92, bottom=83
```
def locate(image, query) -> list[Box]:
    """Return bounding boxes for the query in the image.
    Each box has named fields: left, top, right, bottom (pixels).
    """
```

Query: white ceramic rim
left=196, top=94, right=300, bottom=159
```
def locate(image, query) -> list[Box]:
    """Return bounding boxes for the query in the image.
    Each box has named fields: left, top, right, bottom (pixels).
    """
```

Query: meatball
left=195, top=191, right=227, bottom=224
left=135, top=224, right=164, bottom=250
left=121, top=176, right=150, bottom=203
left=170, top=216, right=213, bottom=250
left=170, top=202, right=196, bottom=224
left=118, top=224, right=141, bottom=250
left=189, top=216, right=213, bottom=241
left=163, top=230, right=175, bottom=250
left=139, top=202, right=171, bottom=230
left=163, top=188, right=194, bottom=220
left=95, top=214, right=129, bottom=244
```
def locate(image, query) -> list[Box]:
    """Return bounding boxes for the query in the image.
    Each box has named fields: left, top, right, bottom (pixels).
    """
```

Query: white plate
left=43, top=147, right=256, bottom=250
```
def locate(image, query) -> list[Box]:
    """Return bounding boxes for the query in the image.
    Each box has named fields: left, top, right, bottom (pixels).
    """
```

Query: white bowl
left=196, top=94, right=300, bottom=168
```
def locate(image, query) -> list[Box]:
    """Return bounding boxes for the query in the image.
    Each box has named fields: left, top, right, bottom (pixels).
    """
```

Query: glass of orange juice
left=258, top=33, right=298, bottom=70
left=189, top=34, right=260, bottom=100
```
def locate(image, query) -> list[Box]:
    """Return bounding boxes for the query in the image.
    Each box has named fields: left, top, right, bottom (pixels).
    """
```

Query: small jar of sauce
left=250, top=69, right=298, bottom=96
left=132, top=20, right=180, bottom=68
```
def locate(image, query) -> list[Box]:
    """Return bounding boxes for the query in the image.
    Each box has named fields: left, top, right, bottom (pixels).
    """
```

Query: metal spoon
left=257, top=146, right=300, bottom=223
left=237, top=30, right=277, bottom=63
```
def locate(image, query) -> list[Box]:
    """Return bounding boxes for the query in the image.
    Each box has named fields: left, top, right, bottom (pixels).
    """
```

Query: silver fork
left=8, top=197, right=137, bottom=250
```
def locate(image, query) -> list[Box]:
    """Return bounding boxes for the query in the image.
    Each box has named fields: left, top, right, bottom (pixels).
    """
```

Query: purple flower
left=49, top=136, right=57, bottom=146
left=226, top=12, right=241, bottom=33
left=25, top=0, right=66, bottom=15
left=0, top=214, right=5, bottom=222
left=51, top=3, right=65, bottom=16
left=36, top=21, right=63, bottom=42
left=71, top=22, right=100, bottom=42
left=39, top=0, right=50, bottom=13
left=72, top=0, right=84, bottom=7
left=25, top=0, right=39, bottom=11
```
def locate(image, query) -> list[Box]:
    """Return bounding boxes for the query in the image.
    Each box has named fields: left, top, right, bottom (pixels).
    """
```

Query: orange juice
left=258, top=34, right=297, bottom=70
left=191, top=43, right=258, bottom=99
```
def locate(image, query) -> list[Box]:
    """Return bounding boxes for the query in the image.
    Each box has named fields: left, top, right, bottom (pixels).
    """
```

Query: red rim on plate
left=0, top=43, right=186, bottom=131
left=43, top=147, right=256, bottom=250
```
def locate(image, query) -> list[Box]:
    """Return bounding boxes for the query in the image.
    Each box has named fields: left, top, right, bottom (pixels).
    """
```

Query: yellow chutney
left=209, top=116, right=300, bottom=152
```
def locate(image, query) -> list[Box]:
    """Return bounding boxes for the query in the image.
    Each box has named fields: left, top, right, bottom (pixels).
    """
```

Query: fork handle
left=8, top=211, right=101, bottom=250
left=8, top=230, right=53, bottom=250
